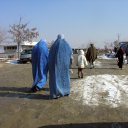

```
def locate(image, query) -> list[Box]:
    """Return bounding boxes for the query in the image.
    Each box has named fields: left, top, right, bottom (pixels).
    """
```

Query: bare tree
left=9, top=18, right=39, bottom=59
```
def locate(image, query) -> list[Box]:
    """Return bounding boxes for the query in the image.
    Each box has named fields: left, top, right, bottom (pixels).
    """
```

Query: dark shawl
left=116, top=48, right=124, bottom=68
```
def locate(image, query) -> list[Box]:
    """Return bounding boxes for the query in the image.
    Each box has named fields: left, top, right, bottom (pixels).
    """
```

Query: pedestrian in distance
left=116, top=46, right=125, bottom=69
left=77, top=49, right=88, bottom=78
left=86, top=43, right=97, bottom=69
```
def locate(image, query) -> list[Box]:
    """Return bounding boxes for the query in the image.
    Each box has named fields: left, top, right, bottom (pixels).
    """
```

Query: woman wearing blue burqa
left=48, top=34, right=72, bottom=99
left=31, top=39, right=49, bottom=92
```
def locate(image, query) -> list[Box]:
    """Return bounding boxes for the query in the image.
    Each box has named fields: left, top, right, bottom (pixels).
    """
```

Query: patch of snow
left=71, top=74, right=128, bottom=108
left=98, top=54, right=116, bottom=60
left=6, top=60, right=19, bottom=64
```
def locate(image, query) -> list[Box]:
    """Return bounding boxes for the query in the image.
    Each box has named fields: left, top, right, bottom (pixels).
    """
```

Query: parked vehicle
left=19, top=49, right=32, bottom=63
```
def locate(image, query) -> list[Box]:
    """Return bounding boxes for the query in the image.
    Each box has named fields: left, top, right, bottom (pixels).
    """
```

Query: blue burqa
left=48, top=35, right=72, bottom=98
left=32, top=39, right=49, bottom=89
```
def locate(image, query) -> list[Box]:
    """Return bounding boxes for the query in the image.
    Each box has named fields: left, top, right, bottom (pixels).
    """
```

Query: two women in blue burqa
left=48, top=34, right=72, bottom=99
left=31, top=39, right=49, bottom=92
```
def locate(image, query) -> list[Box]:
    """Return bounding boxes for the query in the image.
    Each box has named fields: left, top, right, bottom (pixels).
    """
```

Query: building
left=0, top=41, right=38, bottom=59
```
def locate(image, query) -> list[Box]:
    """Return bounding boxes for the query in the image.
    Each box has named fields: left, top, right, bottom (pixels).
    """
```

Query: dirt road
left=0, top=57, right=128, bottom=128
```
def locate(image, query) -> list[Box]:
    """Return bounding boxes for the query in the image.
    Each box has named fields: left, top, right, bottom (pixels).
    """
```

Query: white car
left=19, top=49, right=32, bottom=63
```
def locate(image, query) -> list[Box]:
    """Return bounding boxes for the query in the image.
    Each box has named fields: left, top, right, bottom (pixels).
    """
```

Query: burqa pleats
left=48, top=38, right=72, bottom=98
left=32, top=39, right=49, bottom=89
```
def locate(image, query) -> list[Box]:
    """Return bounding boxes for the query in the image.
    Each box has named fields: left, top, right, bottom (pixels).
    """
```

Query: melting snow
left=71, top=75, right=128, bottom=108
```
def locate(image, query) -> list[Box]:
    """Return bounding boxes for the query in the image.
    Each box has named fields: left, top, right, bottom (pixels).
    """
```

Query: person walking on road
left=31, top=39, right=49, bottom=92
left=77, top=49, right=88, bottom=78
left=86, top=43, right=97, bottom=69
left=48, top=34, right=72, bottom=99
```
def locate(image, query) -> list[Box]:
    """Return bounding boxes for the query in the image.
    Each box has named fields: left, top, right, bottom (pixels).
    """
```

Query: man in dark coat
left=86, top=43, right=97, bottom=69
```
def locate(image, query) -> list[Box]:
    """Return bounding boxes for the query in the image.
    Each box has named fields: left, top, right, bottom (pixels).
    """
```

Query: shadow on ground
left=0, top=86, right=49, bottom=92
left=39, top=122, right=128, bottom=128
left=0, top=86, right=50, bottom=100
left=71, top=67, right=118, bottom=69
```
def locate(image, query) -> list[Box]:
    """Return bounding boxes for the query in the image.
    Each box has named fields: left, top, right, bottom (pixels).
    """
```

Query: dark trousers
left=78, top=68, right=83, bottom=78
left=118, top=57, right=123, bottom=69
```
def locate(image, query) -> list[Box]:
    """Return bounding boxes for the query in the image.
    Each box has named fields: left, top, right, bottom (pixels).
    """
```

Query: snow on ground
left=6, top=59, right=19, bottom=64
left=98, top=54, right=116, bottom=60
left=71, top=74, right=128, bottom=108
left=4, top=54, right=128, bottom=108
left=71, top=54, right=128, bottom=108
left=98, top=54, right=127, bottom=64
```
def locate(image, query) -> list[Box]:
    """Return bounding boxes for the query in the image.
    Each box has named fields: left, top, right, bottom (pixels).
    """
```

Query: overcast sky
left=1, top=0, right=128, bottom=48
